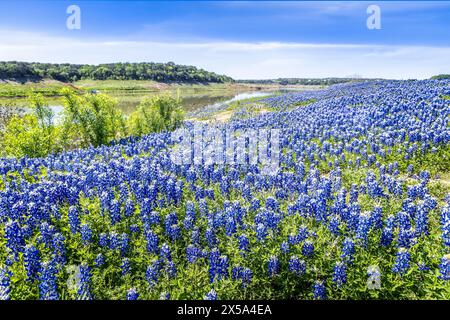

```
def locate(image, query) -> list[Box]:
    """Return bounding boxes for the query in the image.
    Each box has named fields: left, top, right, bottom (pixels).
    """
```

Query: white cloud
left=0, top=29, right=449, bottom=79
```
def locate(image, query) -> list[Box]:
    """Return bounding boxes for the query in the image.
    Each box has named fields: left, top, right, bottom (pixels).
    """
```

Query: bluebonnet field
left=0, top=80, right=449, bottom=300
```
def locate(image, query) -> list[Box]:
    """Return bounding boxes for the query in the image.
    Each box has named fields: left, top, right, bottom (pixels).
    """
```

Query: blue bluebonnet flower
left=204, top=289, right=218, bottom=300
left=407, top=164, right=414, bottom=174
left=186, top=245, right=202, bottom=264
left=231, top=266, right=253, bottom=287
left=95, top=253, right=105, bottom=267
left=281, top=241, right=290, bottom=254
left=313, top=281, right=326, bottom=300
left=39, top=261, right=59, bottom=300
left=146, top=260, right=162, bottom=288
left=68, top=206, right=80, bottom=234
left=127, top=288, right=139, bottom=300
left=397, top=227, right=414, bottom=249
left=417, top=262, right=430, bottom=272
left=256, top=223, right=268, bottom=242
left=99, top=232, right=109, bottom=248
left=302, top=241, right=314, bottom=257
left=356, top=212, right=372, bottom=247
left=407, top=184, right=426, bottom=200
left=265, top=197, right=279, bottom=212
left=109, top=232, right=121, bottom=251
left=129, top=224, right=140, bottom=234
left=166, top=261, right=177, bottom=279
left=371, top=206, right=383, bottom=230
left=149, top=211, right=160, bottom=226
left=381, top=215, right=395, bottom=247
left=5, top=220, right=24, bottom=256
left=146, top=231, right=159, bottom=254
left=288, top=256, right=306, bottom=276
left=268, top=255, right=280, bottom=277
left=120, top=233, right=130, bottom=256
left=250, top=198, right=261, bottom=212
left=328, top=216, right=341, bottom=236
left=184, top=201, right=196, bottom=229
left=77, top=263, right=93, bottom=300
left=208, top=249, right=229, bottom=283
left=366, top=171, right=384, bottom=198
left=124, top=199, right=135, bottom=217
left=225, top=217, right=237, bottom=237
left=288, top=233, right=301, bottom=245
left=165, top=212, right=178, bottom=229
left=39, top=222, right=55, bottom=248
left=167, top=224, right=181, bottom=241
left=0, top=267, right=12, bottom=300
left=238, top=234, right=249, bottom=253
left=419, top=170, right=431, bottom=183
left=341, top=238, right=355, bottom=263
left=392, top=248, right=410, bottom=275
left=80, top=223, right=92, bottom=244
left=160, top=243, right=172, bottom=261
left=109, top=199, right=121, bottom=225
left=191, top=227, right=200, bottom=245
left=442, top=204, right=450, bottom=247
left=332, top=262, right=347, bottom=287
left=439, top=254, right=450, bottom=280
left=52, top=233, right=66, bottom=266
left=24, top=244, right=41, bottom=282
left=347, top=203, right=360, bottom=231
left=121, top=258, right=131, bottom=276
left=206, top=227, right=217, bottom=248
left=349, top=184, right=359, bottom=203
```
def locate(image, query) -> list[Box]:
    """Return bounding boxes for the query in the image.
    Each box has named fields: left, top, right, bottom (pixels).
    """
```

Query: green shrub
left=128, top=94, right=184, bottom=136
left=1, top=93, right=60, bottom=158
left=60, top=88, right=126, bottom=148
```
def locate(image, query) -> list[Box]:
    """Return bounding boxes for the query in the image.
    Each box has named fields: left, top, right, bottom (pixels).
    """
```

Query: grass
left=288, top=98, right=317, bottom=110
left=74, top=80, right=243, bottom=92
left=0, top=81, right=69, bottom=98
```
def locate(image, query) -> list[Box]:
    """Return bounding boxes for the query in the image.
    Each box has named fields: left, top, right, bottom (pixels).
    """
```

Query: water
left=0, top=88, right=293, bottom=127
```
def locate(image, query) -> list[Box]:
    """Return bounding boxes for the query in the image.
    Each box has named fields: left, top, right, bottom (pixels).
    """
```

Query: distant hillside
left=0, top=61, right=234, bottom=84
left=431, top=74, right=450, bottom=80
left=237, top=77, right=380, bottom=86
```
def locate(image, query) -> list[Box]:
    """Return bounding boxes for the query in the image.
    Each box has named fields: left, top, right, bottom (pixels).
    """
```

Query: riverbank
left=0, top=79, right=323, bottom=114
left=0, top=79, right=324, bottom=98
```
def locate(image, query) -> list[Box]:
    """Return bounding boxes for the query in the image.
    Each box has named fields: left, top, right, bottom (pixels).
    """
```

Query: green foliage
left=291, top=98, right=317, bottom=108
left=0, top=89, right=186, bottom=158
left=128, top=94, right=184, bottom=136
left=60, top=89, right=126, bottom=148
left=0, top=93, right=61, bottom=158
left=0, top=61, right=233, bottom=83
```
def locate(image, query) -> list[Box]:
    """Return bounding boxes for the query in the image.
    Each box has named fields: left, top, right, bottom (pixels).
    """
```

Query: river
left=0, top=88, right=296, bottom=127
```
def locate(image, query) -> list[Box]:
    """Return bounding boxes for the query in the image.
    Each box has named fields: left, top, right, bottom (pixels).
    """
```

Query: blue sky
left=0, top=1, right=450, bottom=79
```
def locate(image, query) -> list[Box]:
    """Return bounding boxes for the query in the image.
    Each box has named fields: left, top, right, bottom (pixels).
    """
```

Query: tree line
left=236, top=78, right=379, bottom=86
left=0, top=61, right=234, bottom=83
left=431, top=74, right=450, bottom=80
